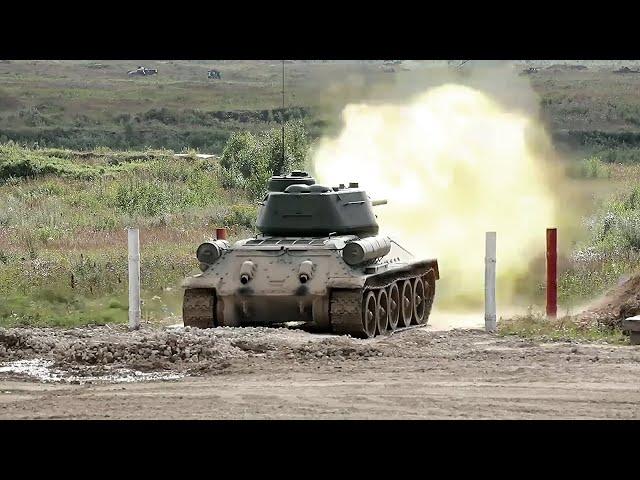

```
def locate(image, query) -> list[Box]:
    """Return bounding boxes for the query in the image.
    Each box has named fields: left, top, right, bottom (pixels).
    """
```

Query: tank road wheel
left=412, top=277, right=427, bottom=325
left=387, top=282, right=400, bottom=331
left=376, top=288, right=389, bottom=335
left=363, top=291, right=378, bottom=338
left=183, top=288, right=216, bottom=329
left=400, top=280, right=413, bottom=328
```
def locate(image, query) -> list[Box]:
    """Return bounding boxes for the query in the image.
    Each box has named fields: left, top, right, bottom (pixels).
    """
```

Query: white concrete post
left=128, top=228, right=141, bottom=331
left=485, top=231, right=497, bottom=333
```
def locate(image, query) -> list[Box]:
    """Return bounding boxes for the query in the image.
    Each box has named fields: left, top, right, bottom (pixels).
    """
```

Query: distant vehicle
left=127, top=66, right=158, bottom=77
left=207, top=69, right=222, bottom=79
left=546, top=64, right=588, bottom=72
left=614, top=66, right=640, bottom=74
left=382, top=66, right=396, bottom=73
left=519, top=67, right=539, bottom=76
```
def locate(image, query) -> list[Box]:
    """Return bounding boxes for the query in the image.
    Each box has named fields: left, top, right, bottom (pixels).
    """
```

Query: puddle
left=0, top=359, right=184, bottom=384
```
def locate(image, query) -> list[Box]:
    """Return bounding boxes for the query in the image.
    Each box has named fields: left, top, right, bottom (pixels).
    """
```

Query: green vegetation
left=6, top=60, right=640, bottom=154
left=499, top=312, right=628, bottom=344
left=566, top=156, right=611, bottom=179
left=0, top=125, right=309, bottom=327
left=556, top=177, right=640, bottom=309
left=0, top=291, right=128, bottom=328
left=598, top=147, right=640, bottom=164
left=220, top=121, right=309, bottom=198
left=0, top=60, right=345, bottom=152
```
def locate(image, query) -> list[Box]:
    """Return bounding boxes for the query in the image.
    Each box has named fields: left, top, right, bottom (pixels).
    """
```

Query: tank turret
left=256, top=171, right=380, bottom=237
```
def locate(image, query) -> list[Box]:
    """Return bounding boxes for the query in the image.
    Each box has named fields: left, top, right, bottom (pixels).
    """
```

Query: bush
left=219, top=121, right=310, bottom=199
left=0, top=143, right=174, bottom=181
left=578, top=186, right=640, bottom=254
left=600, top=148, right=640, bottom=164
left=566, top=156, right=611, bottom=179
left=114, top=180, right=170, bottom=216
left=0, top=143, right=103, bottom=181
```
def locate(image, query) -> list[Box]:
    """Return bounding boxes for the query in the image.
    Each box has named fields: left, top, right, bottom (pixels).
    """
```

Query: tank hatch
left=256, top=172, right=380, bottom=237
left=268, top=170, right=316, bottom=192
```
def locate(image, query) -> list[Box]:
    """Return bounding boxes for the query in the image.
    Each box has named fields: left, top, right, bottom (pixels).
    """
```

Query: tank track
left=330, top=271, right=436, bottom=339
left=182, top=288, right=216, bottom=328
left=330, top=290, right=366, bottom=337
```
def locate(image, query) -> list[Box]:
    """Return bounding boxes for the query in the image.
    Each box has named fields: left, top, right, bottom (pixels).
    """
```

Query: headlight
left=196, top=240, right=229, bottom=268
left=196, top=242, right=222, bottom=264
left=240, top=260, right=256, bottom=284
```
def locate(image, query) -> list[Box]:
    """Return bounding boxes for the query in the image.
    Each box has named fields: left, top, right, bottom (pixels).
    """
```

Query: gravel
left=0, top=323, right=391, bottom=379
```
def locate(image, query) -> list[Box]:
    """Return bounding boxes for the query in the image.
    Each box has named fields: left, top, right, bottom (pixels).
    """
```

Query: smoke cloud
left=312, top=65, right=559, bottom=308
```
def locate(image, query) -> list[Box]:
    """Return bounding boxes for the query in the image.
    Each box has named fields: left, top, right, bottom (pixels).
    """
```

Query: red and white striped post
left=546, top=228, right=557, bottom=318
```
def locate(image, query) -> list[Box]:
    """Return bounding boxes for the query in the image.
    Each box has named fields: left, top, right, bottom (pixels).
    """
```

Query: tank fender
left=363, top=260, right=439, bottom=289
left=181, top=273, right=222, bottom=289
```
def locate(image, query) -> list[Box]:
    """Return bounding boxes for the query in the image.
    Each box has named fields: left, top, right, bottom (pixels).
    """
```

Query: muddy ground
left=1, top=319, right=640, bottom=419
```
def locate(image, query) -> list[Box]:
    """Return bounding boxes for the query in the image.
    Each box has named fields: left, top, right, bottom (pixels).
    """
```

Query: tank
left=181, top=170, right=439, bottom=338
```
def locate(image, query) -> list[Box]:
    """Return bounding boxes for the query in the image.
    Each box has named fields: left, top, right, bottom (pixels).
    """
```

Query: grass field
left=0, top=60, right=392, bottom=152
left=4, top=60, right=640, bottom=153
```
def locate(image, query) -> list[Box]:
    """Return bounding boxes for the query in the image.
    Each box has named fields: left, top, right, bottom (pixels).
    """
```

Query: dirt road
left=1, top=319, right=639, bottom=419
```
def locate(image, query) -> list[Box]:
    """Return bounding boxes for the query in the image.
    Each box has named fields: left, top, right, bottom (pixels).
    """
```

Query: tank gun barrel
left=371, top=199, right=388, bottom=206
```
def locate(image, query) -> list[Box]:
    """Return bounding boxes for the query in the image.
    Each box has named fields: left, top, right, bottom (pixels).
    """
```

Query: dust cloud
left=312, top=64, right=559, bottom=308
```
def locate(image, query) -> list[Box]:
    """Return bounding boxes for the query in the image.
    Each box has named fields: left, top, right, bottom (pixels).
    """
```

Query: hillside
left=3, top=60, right=640, bottom=153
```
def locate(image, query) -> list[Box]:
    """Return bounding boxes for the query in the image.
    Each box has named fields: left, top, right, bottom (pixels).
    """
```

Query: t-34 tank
left=182, top=170, right=439, bottom=338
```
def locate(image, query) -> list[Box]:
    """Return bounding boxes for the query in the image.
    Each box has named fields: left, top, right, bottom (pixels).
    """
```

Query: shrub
left=113, top=179, right=171, bottom=216
left=566, top=156, right=611, bottom=179
left=219, top=121, right=310, bottom=199
left=0, top=143, right=103, bottom=181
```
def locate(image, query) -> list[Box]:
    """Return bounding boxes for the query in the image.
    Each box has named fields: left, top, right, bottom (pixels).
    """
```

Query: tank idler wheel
left=376, top=288, right=389, bottom=335
left=412, top=276, right=427, bottom=325
left=362, top=291, right=378, bottom=338
left=387, top=282, right=400, bottom=331
left=400, top=280, right=413, bottom=328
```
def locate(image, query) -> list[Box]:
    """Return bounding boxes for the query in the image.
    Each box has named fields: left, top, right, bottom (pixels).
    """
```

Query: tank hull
left=182, top=235, right=438, bottom=338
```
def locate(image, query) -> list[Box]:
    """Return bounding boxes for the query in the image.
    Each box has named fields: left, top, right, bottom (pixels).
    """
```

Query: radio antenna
left=281, top=59, right=285, bottom=167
